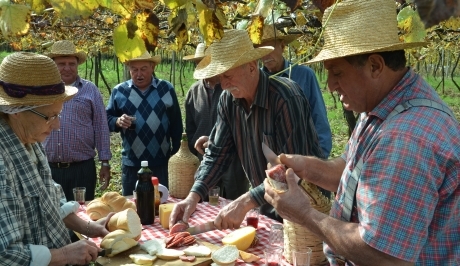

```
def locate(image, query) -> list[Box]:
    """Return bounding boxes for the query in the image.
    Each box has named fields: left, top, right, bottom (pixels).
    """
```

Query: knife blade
left=97, top=248, right=112, bottom=257
left=262, top=142, right=281, bottom=166
left=186, top=221, right=216, bottom=235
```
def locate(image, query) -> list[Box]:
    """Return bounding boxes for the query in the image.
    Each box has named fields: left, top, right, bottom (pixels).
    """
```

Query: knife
left=186, top=221, right=216, bottom=235
left=262, top=142, right=281, bottom=166
left=97, top=248, right=112, bottom=257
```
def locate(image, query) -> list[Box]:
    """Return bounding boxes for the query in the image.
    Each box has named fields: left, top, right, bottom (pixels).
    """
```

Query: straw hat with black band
left=125, top=51, right=161, bottom=65
left=307, top=0, right=427, bottom=64
left=46, top=40, right=87, bottom=65
left=183, top=43, right=206, bottom=62
left=260, top=24, right=301, bottom=45
left=0, top=52, right=77, bottom=107
left=194, top=30, right=274, bottom=79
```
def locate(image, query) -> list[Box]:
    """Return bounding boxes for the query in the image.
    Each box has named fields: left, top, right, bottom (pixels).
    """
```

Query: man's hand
left=99, top=166, right=111, bottom=190
left=116, top=114, right=134, bottom=129
left=88, top=212, right=115, bottom=238
left=214, top=193, right=257, bottom=230
left=264, top=168, right=311, bottom=224
left=169, top=193, right=200, bottom=228
left=50, top=240, right=100, bottom=266
left=194, top=136, right=209, bottom=155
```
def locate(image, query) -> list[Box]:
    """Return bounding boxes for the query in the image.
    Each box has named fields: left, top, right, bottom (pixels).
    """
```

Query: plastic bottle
left=151, top=177, right=161, bottom=216
left=135, top=161, right=155, bottom=225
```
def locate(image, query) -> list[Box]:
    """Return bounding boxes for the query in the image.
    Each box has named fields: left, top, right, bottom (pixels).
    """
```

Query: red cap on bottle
left=151, top=176, right=159, bottom=185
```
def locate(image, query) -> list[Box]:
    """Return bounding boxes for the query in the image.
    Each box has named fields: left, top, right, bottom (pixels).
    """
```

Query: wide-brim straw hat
left=0, top=52, right=77, bottom=106
left=260, top=24, right=301, bottom=45
left=307, top=0, right=428, bottom=64
left=46, top=40, right=87, bottom=65
left=183, top=43, right=206, bottom=61
left=194, top=30, right=274, bottom=79
left=125, top=51, right=161, bottom=65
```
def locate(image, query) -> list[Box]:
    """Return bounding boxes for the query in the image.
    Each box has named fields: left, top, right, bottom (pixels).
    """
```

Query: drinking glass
left=128, top=115, right=136, bottom=130
left=269, top=223, right=284, bottom=248
left=73, top=187, right=86, bottom=210
left=264, top=246, right=283, bottom=266
left=292, top=248, right=312, bottom=266
left=209, top=186, right=220, bottom=206
left=246, top=207, right=259, bottom=229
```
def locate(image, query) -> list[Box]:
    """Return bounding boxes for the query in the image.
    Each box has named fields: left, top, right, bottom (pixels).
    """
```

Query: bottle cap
left=151, top=176, right=159, bottom=185
left=141, top=161, right=148, bottom=167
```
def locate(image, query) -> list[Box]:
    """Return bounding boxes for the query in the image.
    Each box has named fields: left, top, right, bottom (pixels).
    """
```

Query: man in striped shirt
left=44, top=41, right=112, bottom=201
left=170, top=30, right=323, bottom=228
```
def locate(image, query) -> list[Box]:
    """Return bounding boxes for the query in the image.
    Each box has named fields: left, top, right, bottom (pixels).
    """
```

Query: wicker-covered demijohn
left=283, top=180, right=332, bottom=265
left=168, top=133, right=200, bottom=198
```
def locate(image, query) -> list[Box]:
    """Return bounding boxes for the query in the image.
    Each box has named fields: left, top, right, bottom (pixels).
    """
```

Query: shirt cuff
left=29, top=244, right=51, bottom=266
left=60, top=201, right=80, bottom=219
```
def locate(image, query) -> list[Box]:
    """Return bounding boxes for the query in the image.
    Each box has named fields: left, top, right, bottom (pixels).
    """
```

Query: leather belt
left=49, top=159, right=92, bottom=169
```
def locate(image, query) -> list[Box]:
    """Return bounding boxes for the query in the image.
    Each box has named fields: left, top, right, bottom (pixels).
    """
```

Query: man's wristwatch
left=101, top=162, right=111, bottom=168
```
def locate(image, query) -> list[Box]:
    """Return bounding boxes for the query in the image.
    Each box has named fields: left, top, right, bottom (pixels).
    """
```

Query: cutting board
left=96, top=241, right=220, bottom=266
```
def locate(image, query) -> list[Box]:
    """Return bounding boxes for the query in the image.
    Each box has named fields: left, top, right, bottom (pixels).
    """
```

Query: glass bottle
left=151, top=176, right=161, bottom=216
left=135, top=161, right=154, bottom=225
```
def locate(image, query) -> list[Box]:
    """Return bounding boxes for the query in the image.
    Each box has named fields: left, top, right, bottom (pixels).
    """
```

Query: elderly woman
left=0, top=52, right=111, bottom=265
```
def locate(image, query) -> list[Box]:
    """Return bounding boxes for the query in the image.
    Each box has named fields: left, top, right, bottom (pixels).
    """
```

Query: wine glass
left=73, top=187, right=86, bottom=210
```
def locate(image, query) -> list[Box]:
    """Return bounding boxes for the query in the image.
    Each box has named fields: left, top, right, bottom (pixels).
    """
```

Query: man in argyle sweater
left=106, top=52, right=182, bottom=195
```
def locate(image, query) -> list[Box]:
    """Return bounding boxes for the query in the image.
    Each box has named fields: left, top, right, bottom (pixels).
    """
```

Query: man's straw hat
left=308, top=0, right=427, bottom=64
left=260, top=24, right=301, bottom=45
left=126, top=51, right=161, bottom=65
left=194, top=30, right=274, bottom=79
left=183, top=43, right=206, bottom=61
left=0, top=52, right=77, bottom=106
left=46, top=40, right=87, bottom=65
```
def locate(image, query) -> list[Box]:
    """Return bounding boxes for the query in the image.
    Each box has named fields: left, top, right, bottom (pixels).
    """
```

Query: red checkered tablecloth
left=78, top=197, right=291, bottom=265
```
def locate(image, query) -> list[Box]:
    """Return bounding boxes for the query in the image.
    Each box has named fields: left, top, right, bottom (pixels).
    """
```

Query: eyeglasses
left=28, top=109, right=61, bottom=124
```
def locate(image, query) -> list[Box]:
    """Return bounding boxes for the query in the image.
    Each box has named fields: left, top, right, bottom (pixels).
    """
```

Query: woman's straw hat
left=308, top=0, right=427, bottom=64
left=0, top=52, right=77, bottom=106
left=126, top=51, right=161, bottom=65
left=46, top=40, right=87, bottom=65
left=183, top=43, right=206, bottom=61
left=260, top=24, right=301, bottom=44
left=194, top=30, right=274, bottom=79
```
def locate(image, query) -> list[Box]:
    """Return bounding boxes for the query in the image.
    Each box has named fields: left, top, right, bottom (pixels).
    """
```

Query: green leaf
left=113, top=19, right=147, bottom=63
left=98, top=0, right=136, bottom=19
left=0, top=2, right=30, bottom=37
left=49, top=0, right=98, bottom=20
left=397, top=6, right=427, bottom=43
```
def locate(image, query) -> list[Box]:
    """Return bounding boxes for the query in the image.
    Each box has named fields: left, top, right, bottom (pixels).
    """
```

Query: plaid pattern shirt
left=0, top=119, right=70, bottom=265
left=325, top=69, right=460, bottom=265
left=191, top=70, right=323, bottom=205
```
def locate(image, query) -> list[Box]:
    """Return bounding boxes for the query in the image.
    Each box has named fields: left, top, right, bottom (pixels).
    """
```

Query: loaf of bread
left=100, top=209, right=142, bottom=256
left=86, top=192, right=136, bottom=220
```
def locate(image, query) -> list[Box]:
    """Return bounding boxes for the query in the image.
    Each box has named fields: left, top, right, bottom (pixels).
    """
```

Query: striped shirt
left=325, top=69, right=460, bottom=265
left=43, top=76, right=112, bottom=162
left=191, top=70, right=323, bottom=205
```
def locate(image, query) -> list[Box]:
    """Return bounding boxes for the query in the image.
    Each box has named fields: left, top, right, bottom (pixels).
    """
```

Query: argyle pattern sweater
left=106, top=77, right=183, bottom=168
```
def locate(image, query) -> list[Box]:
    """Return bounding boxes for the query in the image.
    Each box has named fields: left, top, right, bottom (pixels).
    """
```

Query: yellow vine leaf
left=135, top=0, right=154, bottom=9
left=169, top=8, right=187, bottom=35
left=0, top=2, right=30, bottom=37
left=49, top=0, right=98, bottom=20
left=175, top=23, right=188, bottom=51
left=137, top=10, right=159, bottom=52
left=397, top=6, right=427, bottom=43
left=98, top=0, right=135, bottom=19
left=237, top=3, right=252, bottom=17
left=113, top=19, right=146, bottom=63
left=247, top=15, right=264, bottom=44
left=196, top=0, right=224, bottom=45
left=25, top=0, right=47, bottom=14
left=161, top=0, right=188, bottom=10
left=442, top=16, right=460, bottom=30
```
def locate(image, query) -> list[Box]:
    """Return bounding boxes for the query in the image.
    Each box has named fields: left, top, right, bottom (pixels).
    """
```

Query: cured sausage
left=266, top=164, right=287, bottom=183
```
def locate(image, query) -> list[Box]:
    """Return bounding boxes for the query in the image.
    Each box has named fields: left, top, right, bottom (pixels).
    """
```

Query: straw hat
left=183, top=43, right=206, bottom=61
left=307, top=0, right=427, bottom=64
left=194, top=30, right=274, bottom=79
left=0, top=52, right=77, bottom=106
left=46, top=40, right=87, bottom=65
left=125, top=51, right=161, bottom=65
left=260, top=24, right=301, bottom=45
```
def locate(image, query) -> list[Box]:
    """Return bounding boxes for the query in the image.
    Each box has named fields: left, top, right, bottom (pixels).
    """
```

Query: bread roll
left=107, top=209, right=142, bottom=238
left=86, top=192, right=136, bottom=220
left=100, top=229, right=139, bottom=257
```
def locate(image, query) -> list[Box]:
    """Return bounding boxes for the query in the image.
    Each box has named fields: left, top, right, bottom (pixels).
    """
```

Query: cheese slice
left=221, top=227, right=256, bottom=251
left=159, top=203, right=175, bottom=229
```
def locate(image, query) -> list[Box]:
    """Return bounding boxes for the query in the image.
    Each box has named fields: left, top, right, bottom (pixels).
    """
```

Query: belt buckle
left=58, top=162, right=70, bottom=168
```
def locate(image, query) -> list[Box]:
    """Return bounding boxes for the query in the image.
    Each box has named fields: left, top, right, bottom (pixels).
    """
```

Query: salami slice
left=169, top=220, right=189, bottom=234
left=266, top=164, right=287, bottom=183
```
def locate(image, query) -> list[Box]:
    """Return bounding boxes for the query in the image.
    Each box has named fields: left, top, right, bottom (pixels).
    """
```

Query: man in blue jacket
left=106, top=51, right=183, bottom=195
left=258, top=24, right=332, bottom=158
